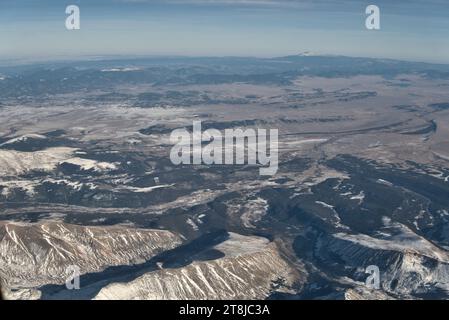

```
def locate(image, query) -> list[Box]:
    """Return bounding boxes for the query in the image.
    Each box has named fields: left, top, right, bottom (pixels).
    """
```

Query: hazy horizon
left=2, top=52, right=449, bottom=70
left=1, top=0, right=449, bottom=64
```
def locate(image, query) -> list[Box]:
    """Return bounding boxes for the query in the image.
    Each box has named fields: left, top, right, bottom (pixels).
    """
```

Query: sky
left=0, top=0, right=448, bottom=64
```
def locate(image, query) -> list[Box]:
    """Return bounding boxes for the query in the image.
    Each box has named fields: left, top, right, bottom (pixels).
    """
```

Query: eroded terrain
left=1, top=55, right=449, bottom=299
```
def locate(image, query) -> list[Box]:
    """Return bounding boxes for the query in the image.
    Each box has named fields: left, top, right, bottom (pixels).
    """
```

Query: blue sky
left=1, top=0, right=448, bottom=63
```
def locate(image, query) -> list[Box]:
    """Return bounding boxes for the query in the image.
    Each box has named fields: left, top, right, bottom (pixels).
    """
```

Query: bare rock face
left=94, top=233, right=299, bottom=300
left=382, top=252, right=449, bottom=297
left=0, top=221, right=182, bottom=289
left=313, top=228, right=449, bottom=299
left=343, top=288, right=394, bottom=300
